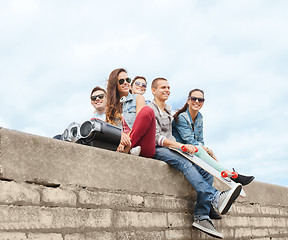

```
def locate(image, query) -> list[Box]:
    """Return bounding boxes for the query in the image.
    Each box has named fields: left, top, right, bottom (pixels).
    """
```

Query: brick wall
left=0, top=128, right=287, bottom=240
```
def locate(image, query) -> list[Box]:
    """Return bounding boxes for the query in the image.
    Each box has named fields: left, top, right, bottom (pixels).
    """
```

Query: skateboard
left=169, top=146, right=246, bottom=197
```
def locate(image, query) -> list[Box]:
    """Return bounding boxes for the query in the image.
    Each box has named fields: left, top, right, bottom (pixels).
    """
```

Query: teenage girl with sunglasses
left=172, top=89, right=254, bottom=186
left=105, top=68, right=156, bottom=158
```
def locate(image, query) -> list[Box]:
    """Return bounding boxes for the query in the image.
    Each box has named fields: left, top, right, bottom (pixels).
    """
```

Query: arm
left=136, top=94, right=146, bottom=115
left=162, top=138, right=196, bottom=154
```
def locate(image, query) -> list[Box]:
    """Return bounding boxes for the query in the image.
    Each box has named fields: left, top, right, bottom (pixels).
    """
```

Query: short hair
left=90, top=86, right=107, bottom=97
left=151, top=77, right=168, bottom=89
left=131, top=76, right=147, bottom=87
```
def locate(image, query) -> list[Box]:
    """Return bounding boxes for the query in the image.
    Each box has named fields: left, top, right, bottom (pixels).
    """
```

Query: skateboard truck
left=181, top=145, right=198, bottom=153
left=221, top=170, right=238, bottom=179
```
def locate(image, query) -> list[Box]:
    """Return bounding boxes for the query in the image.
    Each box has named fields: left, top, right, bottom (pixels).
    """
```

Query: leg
left=195, top=146, right=226, bottom=172
left=153, top=146, right=218, bottom=220
left=130, top=106, right=156, bottom=158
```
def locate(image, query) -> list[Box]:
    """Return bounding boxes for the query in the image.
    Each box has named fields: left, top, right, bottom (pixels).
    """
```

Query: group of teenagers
left=88, top=68, right=254, bottom=238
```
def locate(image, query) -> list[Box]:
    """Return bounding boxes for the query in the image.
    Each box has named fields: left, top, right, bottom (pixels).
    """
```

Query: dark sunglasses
left=189, top=96, right=205, bottom=103
left=118, top=78, right=131, bottom=85
left=134, top=81, right=147, bottom=88
left=91, top=94, right=105, bottom=101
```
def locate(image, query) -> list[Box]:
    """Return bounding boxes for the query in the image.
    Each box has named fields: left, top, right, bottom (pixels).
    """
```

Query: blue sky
left=1, top=0, right=288, bottom=187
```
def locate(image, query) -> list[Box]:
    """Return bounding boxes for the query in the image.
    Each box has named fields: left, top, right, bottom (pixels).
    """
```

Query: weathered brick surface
left=117, top=231, right=165, bottom=240
left=144, top=195, right=191, bottom=211
left=165, top=229, right=192, bottom=240
left=78, top=190, right=144, bottom=208
left=167, top=212, right=192, bottom=228
left=42, top=188, right=77, bottom=207
left=0, top=181, right=40, bottom=205
left=0, top=232, right=27, bottom=240
left=27, top=233, right=63, bottom=240
left=114, top=211, right=167, bottom=228
left=0, top=206, right=112, bottom=230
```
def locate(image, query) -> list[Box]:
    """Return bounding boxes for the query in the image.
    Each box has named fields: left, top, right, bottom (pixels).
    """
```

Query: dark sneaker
left=192, top=219, right=223, bottom=239
left=231, top=169, right=255, bottom=186
left=217, top=183, right=242, bottom=215
left=209, top=205, right=222, bottom=220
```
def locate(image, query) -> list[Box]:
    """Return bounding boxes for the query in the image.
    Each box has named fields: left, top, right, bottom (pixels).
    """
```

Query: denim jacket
left=120, top=92, right=138, bottom=130
left=172, top=108, right=204, bottom=146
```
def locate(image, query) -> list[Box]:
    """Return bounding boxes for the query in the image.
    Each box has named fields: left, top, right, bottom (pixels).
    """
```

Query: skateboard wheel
left=221, top=171, right=228, bottom=178
left=181, top=146, right=187, bottom=152
left=231, top=172, right=238, bottom=179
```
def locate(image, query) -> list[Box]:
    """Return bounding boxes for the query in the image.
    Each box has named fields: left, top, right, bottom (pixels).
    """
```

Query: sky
left=1, top=0, right=288, bottom=187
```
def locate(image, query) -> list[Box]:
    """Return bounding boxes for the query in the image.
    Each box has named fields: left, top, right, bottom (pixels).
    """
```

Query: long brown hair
left=173, top=89, right=204, bottom=123
left=105, top=68, right=127, bottom=125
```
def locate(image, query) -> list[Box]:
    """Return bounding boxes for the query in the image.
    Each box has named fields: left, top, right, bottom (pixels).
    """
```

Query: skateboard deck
left=169, top=147, right=246, bottom=197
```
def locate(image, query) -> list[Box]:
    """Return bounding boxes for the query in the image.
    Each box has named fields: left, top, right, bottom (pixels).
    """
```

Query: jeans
left=153, top=146, right=219, bottom=220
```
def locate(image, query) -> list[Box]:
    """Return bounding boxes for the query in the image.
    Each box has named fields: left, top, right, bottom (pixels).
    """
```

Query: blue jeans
left=153, top=146, right=219, bottom=220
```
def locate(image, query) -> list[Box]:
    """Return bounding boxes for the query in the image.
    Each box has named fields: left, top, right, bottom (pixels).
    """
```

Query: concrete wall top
left=1, top=128, right=287, bottom=205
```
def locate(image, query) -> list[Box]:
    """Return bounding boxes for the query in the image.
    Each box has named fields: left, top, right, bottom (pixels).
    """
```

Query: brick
left=42, top=188, right=76, bottom=206
left=231, top=203, right=261, bottom=215
left=260, top=205, right=280, bottom=215
left=0, top=205, right=112, bottom=230
left=234, top=228, right=252, bottom=238
left=0, top=232, right=27, bottom=240
left=251, top=228, right=269, bottom=237
left=167, top=212, right=192, bottom=228
left=221, top=216, right=251, bottom=227
left=39, top=208, right=113, bottom=229
left=78, top=190, right=144, bottom=208
left=64, top=234, right=85, bottom=240
left=114, top=211, right=167, bottom=228
left=0, top=181, right=40, bottom=205
left=165, top=229, right=191, bottom=240
left=27, top=233, right=63, bottom=240
left=117, top=231, right=164, bottom=240
left=144, top=195, right=190, bottom=211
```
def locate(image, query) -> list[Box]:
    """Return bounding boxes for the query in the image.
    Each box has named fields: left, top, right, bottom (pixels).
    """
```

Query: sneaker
left=192, top=219, right=223, bottom=239
left=209, top=205, right=222, bottom=220
left=130, top=146, right=141, bottom=156
left=231, top=168, right=255, bottom=186
left=216, top=183, right=242, bottom=215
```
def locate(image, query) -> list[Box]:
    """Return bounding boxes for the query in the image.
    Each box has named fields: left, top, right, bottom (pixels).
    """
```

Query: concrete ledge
left=0, top=128, right=195, bottom=197
left=1, top=128, right=288, bottom=206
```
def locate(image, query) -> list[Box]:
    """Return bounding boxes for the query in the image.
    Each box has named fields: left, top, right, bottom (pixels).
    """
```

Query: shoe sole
left=219, top=184, right=242, bottom=215
left=192, top=221, right=223, bottom=239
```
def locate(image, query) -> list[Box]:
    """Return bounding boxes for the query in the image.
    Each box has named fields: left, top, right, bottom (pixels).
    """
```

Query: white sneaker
left=216, top=183, right=242, bottom=215
left=130, top=146, right=141, bottom=156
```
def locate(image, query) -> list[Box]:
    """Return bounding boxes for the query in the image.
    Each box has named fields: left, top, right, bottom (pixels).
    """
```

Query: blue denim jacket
left=172, top=108, right=204, bottom=146
left=120, top=92, right=138, bottom=130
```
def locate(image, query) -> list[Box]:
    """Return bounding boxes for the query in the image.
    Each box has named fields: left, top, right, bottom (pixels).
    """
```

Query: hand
left=183, top=144, right=197, bottom=154
left=117, top=143, right=125, bottom=152
left=206, top=147, right=218, bottom=162
left=120, top=132, right=131, bottom=147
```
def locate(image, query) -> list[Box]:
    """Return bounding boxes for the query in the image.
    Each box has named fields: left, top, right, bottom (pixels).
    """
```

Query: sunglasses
left=189, top=96, right=205, bottom=103
left=118, top=78, right=131, bottom=85
left=91, top=94, right=105, bottom=101
left=134, top=81, right=147, bottom=88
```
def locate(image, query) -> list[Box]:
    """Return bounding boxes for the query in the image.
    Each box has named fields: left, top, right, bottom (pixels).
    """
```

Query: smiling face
left=188, top=90, right=205, bottom=112
left=91, top=90, right=107, bottom=113
left=152, top=79, right=170, bottom=102
left=131, top=78, right=147, bottom=95
left=117, top=71, right=130, bottom=97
